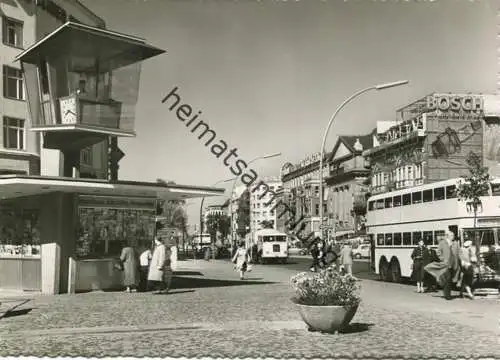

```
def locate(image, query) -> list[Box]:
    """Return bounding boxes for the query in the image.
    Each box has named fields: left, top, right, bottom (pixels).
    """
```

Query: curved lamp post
left=318, top=80, right=409, bottom=239
left=229, top=152, right=282, bottom=251
left=199, top=178, right=234, bottom=259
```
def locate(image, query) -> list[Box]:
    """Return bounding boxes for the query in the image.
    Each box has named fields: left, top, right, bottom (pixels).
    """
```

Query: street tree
left=156, top=178, right=188, bottom=241
left=456, top=151, right=491, bottom=255
left=236, top=189, right=250, bottom=237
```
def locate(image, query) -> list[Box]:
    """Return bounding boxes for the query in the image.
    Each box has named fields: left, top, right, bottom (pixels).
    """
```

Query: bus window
left=491, top=183, right=500, bottom=196
left=423, top=231, right=433, bottom=246
left=412, top=191, right=422, bottom=204
left=368, top=201, right=374, bottom=211
left=393, top=195, right=402, bottom=207
left=446, top=185, right=456, bottom=199
left=393, top=232, right=402, bottom=246
left=412, top=231, right=422, bottom=245
left=402, top=232, right=412, bottom=246
left=423, top=189, right=433, bottom=203
left=376, top=199, right=384, bottom=209
left=384, top=197, right=393, bottom=208
left=385, top=233, right=393, bottom=246
left=433, top=187, right=445, bottom=201
left=402, top=193, right=411, bottom=206
left=434, top=230, right=445, bottom=245
left=377, top=234, right=384, bottom=246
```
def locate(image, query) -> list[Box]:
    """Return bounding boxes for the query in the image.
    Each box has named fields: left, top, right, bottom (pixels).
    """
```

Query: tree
left=205, top=213, right=220, bottom=242
left=260, top=220, right=274, bottom=229
left=205, top=213, right=231, bottom=244
left=217, top=214, right=231, bottom=241
left=156, top=178, right=188, bottom=237
left=236, top=189, right=250, bottom=237
left=456, top=151, right=491, bottom=255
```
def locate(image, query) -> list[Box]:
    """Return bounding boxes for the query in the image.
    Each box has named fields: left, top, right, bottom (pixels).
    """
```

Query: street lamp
left=228, top=152, right=282, bottom=251
left=199, top=178, right=234, bottom=260
left=318, top=80, right=409, bottom=239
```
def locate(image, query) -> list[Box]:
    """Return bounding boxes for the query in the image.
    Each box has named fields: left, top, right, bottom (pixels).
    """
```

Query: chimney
left=353, top=138, right=363, bottom=152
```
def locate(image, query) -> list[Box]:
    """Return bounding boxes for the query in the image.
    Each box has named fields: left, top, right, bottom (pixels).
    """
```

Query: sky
left=82, top=0, right=498, bottom=227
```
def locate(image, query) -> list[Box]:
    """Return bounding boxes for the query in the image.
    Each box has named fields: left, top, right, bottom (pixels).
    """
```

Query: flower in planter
left=290, top=266, right=361, bottom=306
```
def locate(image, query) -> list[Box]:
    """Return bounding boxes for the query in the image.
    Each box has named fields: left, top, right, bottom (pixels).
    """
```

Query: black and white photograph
left=0, top=0, right=499, bottom=358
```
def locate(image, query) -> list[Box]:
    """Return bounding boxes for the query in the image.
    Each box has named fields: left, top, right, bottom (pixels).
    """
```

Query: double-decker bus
left=366, top=178, right=500, bottom=283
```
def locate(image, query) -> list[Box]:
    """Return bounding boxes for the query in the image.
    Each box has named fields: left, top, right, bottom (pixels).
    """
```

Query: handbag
left=114, top=260, right=124, bottom=271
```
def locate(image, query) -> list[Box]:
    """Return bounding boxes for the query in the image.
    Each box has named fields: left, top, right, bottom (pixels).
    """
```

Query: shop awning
left=0, top=175, right=224, bottom=201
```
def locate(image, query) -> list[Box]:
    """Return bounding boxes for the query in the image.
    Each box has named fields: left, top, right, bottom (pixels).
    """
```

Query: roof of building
left=328, top=133, right=373, bottom=163
left=70, top=0, right=106, bottom=28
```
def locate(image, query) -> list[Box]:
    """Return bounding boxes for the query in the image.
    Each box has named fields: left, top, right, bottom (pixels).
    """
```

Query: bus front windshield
left=262, top=235, right=287, bottom=242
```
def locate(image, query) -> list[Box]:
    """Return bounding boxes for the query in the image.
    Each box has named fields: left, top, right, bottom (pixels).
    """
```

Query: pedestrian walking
left=339, top=243, right=354, bottom=276
left=309, top=238, right=324, bottom=272
left=232, top=240, right=250, bottom=280
left=120, top=243, right=139, bottom=293
left=459, top=240, right=477, bottom=300
left=411, top=240, right=429, bottom=293
left=148, top=237, right=168, bottom=294
left=424, top=229, right=457, bottom=300
left=162, top=247, right=173, bottom=294
left=139, top=246, right=152, bottom=292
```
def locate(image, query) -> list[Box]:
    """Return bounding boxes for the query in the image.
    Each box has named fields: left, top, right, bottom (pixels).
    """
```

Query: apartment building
left=250, top=178, right=282, bottom=235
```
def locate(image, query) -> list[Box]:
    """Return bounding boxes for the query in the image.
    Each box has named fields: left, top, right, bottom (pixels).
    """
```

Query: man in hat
left=459, top=239, right=477, bottom=299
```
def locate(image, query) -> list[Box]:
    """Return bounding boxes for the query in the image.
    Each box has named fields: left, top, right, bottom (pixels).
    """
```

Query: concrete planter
left=294, top=302, right=359, bottom=333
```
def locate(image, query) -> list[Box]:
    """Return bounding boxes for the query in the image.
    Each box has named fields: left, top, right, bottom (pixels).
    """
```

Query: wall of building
left=0, top=0, right=40, bottom=175
left=250, top=181, right=281, bottom=233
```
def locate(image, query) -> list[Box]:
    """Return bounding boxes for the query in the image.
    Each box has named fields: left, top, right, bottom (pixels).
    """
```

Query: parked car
left=352, top=244, right=370, bottom=259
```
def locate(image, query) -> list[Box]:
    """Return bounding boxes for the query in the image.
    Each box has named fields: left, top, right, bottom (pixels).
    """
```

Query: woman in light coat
left=148, top=237, right=167, bottom=294
left=120, top=243, right=139, bottom=293
left=232, top=240, right=250, bottom=280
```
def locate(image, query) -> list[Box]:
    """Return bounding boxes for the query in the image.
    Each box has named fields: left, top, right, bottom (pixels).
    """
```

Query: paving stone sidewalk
left=0, top=259, right=499, bottom=358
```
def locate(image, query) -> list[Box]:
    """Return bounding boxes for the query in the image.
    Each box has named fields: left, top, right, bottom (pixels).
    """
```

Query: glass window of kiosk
left=0, top=208, right=40, bottom=257
left=76, top=207, right=155, bottom=259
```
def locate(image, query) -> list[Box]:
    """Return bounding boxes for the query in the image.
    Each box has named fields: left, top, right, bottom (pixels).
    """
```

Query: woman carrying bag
left=232, top=240, right=251, bottom=280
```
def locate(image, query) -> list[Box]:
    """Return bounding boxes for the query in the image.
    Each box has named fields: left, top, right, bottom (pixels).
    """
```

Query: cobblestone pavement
left=0, top=260, right=499, bottom=358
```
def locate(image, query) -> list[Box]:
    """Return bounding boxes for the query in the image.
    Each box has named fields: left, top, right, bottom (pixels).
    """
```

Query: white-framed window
left=407, top=165, right=413, bottom=180
left=80, top=147, right=93, bottom=166
left=2, top=17, right=23, bottom=48
left=415, top=163, right=423, bottom=179
left=3, top=117, right=25, bottom=150
left=3, top=66, right=25, bottom=100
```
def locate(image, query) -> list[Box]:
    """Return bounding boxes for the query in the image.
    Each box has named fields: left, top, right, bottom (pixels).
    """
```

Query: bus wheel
left=389, top=260, right=401, bottom=283
left=379, top=260, right=389, bottom=282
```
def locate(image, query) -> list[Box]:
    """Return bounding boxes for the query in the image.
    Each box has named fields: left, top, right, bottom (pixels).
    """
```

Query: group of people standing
left=412, top=227, right=478, bottom=300
left=118, top=236, right=173, bottom=294
left=309, top=237, right=354, bottom=275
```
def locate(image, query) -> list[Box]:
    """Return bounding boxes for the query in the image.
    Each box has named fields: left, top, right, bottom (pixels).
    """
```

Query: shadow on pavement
left=1, top=308, right=32, bottom=319
left=154, top=290, right=196, bottom=295
left=171, top=276, right=277, bottom=289
left=339, top=322, right=374, bottom=334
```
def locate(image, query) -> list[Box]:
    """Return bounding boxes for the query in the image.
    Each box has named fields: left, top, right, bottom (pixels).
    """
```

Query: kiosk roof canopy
left=0, top=175, right=224, bottom=201
left=15, top=22, right=165, bottom=71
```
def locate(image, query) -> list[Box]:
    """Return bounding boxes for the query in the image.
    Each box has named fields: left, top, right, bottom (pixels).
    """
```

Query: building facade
left=250, top=178, right=282, bottom=234
left=363, top=93, right=500, bottom=198
left=280, top=153, right=329, bottom=239
left=228, top=184, right=247, bottom=241
left=325, top=135, right=373, bottom=240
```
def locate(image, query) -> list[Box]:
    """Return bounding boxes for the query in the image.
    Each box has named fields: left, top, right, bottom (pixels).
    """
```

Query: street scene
left=1, top=0, right=500, bottom=358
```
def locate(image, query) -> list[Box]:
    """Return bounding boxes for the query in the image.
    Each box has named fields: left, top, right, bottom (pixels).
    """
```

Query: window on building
left=446, top=185, right=456, bottom=199
left=423, top=189, right=433, bottom=203
left=412, top=231, right=422, bottom=246
left=411, top=191, right=422, bottom=204
left=407, top=165, right=413, bottom=181
left=402, top=232, right=412, bottom=246
left=80, top=147, right=93, bottom=166
left=393, top=232, right=402, bottom=246
left=415, top=163, right=423, bottom=179
left=402, top=193, right=411, bottom=206
left=314, top=204, right=319, bottom=216
left=393, top=195, right=402, bottom=207
left=433, top=187, right=445, bottom=201
left=2, top=17, right=23, bottom=48
left=3, top=117, right=24, bottom=150
left=3, top=66, right=25, bottom=100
